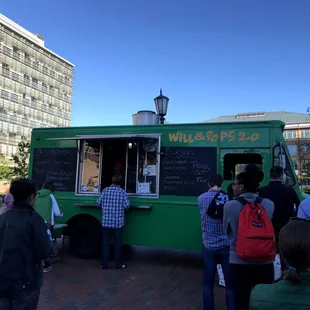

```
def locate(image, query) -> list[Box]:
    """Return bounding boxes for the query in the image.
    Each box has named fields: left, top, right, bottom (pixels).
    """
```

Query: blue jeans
left=101, top=227, right=123, bottom=267
left=203, top=247, right=235, bottom=310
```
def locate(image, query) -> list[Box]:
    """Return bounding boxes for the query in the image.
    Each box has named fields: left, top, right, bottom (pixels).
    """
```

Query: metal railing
left=0, top=93, right=71, bottom=121
left=0, top=68, right=72, bottom=106
left=0, top=44, right=73, bottom=86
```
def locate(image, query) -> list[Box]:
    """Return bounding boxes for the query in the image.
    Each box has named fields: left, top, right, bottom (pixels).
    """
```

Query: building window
left=301, top=129, right=310, bottom=139
left=287, top=144, right=297, bottom=156
left=283, top=130, right=297, bottom=140
left=2, top=63, right=9, bottom=70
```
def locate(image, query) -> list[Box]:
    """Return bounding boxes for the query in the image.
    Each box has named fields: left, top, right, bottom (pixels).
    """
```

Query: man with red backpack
left=223, top=166, right=275, bottom=310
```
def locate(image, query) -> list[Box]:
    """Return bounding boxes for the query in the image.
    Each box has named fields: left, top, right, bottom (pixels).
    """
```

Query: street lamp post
left=154, top=89, right=169, bottom=124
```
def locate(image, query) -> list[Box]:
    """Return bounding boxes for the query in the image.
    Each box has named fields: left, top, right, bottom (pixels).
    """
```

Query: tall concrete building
left=0, top=14, right=74, bottom=160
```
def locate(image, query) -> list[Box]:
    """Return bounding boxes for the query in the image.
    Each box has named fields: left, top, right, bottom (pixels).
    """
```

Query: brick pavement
left=38, top=242, right=226, bottom=310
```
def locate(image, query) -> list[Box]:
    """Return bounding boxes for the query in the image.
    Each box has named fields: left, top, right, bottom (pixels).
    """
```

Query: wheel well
left=64, top=214, right=101, bottom=236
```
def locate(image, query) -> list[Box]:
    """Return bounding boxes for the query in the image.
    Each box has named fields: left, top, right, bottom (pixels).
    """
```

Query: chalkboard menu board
left=159, top=147, right=217, bottom=197
left=31, top=148, right=77, bottom=192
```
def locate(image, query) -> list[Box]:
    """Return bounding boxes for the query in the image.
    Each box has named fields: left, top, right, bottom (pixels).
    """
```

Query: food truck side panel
left=28, top=121, right=298, bottom=258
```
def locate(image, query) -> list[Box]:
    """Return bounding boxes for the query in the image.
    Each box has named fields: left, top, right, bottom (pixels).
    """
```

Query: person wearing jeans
left=223, top=166, right=275, bottom=310
left=102, top=227, right=123, bottom=268
left=203, top=247, right=234, bottom=310
left=198, top=174, right=234, bottom=310
left=259, top=166, right=300, bottom=272
left=97, top=173, right=130, bottom=269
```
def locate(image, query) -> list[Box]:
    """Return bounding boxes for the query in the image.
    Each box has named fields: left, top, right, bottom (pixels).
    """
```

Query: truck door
left=220, top=148, right=270, bottom=189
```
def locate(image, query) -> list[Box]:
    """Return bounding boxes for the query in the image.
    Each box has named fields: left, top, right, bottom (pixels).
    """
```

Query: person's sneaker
left=43, top=266, right=52, bottom=273
left=100, top=264, right=109, bottom=270
left=115, top=263, right=127, bottom=269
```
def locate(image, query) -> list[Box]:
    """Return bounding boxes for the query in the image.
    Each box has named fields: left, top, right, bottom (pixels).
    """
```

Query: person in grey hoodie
left=223, top=166, right=275, bottom=310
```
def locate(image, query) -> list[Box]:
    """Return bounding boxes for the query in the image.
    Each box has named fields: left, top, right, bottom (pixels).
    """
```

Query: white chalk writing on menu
left=160, top=147, right=217, bottom=196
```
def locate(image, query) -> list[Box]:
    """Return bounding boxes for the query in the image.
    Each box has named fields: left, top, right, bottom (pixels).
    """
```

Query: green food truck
left=28, top=118, right=303, bottom=259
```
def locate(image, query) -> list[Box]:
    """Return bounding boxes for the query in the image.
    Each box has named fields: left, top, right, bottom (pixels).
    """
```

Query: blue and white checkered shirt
left=97, top=185, right=130, bottom=228
left=198, top=189, right=230, bottom=250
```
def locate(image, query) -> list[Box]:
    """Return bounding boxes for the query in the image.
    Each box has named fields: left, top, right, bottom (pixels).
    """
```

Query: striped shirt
left=198, top=189, right=230, bottom=250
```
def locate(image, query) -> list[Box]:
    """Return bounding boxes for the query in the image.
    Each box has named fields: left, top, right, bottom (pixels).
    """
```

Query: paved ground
left=38, top=241, right=226, bottom=310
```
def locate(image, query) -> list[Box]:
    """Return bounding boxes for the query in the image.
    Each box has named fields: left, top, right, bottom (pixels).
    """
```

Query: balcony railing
left=11, top=94, right=18, bottom=103
left=0, top=44, right=73, bottom=87
left=0, top=68, right=71, bottom=102
left=1, top=68, right=10, bottom=78
left=11, top=72, right=20, bottom=82
left=0, top=90, right=10, bottom=100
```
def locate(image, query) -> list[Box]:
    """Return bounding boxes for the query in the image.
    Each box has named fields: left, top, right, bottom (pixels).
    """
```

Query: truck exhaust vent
left=132, top=110, right=159, bottom=125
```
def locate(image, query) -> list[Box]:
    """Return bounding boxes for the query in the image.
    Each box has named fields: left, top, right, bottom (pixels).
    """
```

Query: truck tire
left=69, top=216, right=102, bottom=259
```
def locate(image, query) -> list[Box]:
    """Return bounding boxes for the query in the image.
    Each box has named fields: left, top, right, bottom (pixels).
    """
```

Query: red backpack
left=236, top=196, right=276, bottom=262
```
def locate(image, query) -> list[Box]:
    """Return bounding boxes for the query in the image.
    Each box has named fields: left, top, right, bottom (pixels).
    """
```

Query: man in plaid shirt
left=198, top=174, right=234, bottom=310
left=97, top=173, right=130, bottom=269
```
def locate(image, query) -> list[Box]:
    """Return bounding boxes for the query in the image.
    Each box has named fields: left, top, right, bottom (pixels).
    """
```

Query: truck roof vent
left=132, top=110, right=159, bottom=125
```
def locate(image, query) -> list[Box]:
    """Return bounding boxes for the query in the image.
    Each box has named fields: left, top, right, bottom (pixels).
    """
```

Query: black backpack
left=207, top=191, right=231, bottom=220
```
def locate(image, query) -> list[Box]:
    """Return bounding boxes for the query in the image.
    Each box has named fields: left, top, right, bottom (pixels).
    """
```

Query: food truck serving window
left=77, top=136, right=160, bottom=196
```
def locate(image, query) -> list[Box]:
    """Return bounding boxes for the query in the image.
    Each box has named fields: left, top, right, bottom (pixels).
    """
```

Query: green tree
left=0, top=155, right=13, bottom=180
left=298, top=140, right=310, bottom=190
left=12, top=141, right=30, bottom=178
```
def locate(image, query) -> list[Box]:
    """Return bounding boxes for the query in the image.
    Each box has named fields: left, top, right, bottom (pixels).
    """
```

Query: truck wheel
left=69, top=216, right=102, bottom=259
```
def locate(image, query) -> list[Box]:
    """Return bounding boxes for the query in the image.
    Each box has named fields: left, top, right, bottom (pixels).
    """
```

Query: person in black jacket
left=0, top=178, right=51, bottom=309
left=259, top=166, right=300, bottom=270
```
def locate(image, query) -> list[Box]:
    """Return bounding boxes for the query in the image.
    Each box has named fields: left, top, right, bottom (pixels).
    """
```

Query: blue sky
left=1, top=0, right=310, bottom=126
